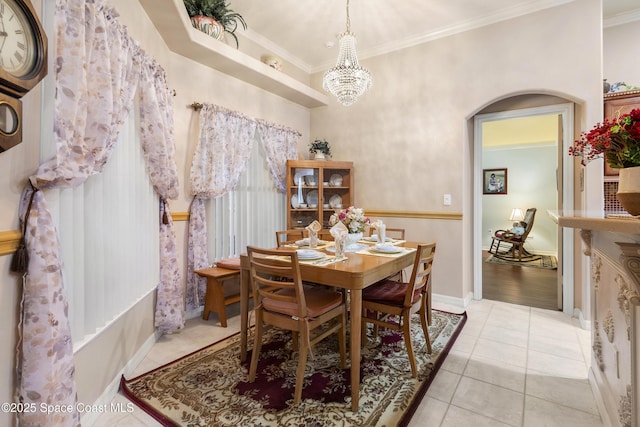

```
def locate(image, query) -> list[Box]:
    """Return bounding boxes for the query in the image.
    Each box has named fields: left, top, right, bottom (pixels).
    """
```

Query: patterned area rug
left=121, top=310, right=466, bottom=426
left=486, top=254, right=558, bottom=269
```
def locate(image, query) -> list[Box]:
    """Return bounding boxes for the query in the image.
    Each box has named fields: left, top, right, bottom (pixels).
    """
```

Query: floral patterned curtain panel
left=138, top=59, right=183, bottom=333
left=186, top=104, right=299, bottom=310
left=14, top=1, right=181, bottom=425
left=256, top=122, right=299, bottom=192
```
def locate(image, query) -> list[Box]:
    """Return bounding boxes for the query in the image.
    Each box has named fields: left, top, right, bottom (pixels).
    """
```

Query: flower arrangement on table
left=569, top=108, right=640, bottom=169
left=328, top=206, right=370, bottom=233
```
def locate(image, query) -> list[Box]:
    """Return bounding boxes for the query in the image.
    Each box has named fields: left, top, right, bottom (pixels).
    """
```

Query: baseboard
left=573, top=308, right=592, bottom=331
left=432, top=292, right=473, bottom=314
left=185, top=306, right=204, bottom=320
left=588, top=367, right=613, bottom=427
left=80, top=329, right=162, bottom=426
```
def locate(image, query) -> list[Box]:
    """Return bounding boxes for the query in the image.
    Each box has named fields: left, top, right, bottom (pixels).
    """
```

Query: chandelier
left=322, top=0, right=372, bottom=106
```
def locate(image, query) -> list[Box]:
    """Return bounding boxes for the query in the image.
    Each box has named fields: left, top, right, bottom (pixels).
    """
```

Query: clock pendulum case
left=0, top=0, right=47, bottom=153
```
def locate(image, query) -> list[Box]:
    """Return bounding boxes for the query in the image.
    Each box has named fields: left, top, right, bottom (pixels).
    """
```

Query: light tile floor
left=92, top=299, right=604, bottom=427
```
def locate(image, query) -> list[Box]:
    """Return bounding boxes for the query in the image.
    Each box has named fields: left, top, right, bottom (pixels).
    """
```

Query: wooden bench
left=194, top=266, right=241, bottom=327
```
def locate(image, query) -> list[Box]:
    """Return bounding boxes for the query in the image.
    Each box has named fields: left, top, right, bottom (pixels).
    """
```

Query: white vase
left=313, top=151, right=326, bottom=160
left=617, top=166, right=640, bottom=216
left=346, top=232, right=363, bottom=248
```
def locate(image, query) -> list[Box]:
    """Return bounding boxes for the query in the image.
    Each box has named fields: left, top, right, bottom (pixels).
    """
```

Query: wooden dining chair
left=318, top=229, right=333, bottom=241
left=275, top=229, right=305, bottom=247
left=367, top=227, right=407, bottom=281
left=367, top=227, right=406, bottom=240
left=361, top=242, right=436, bottom=377
left=247, top=246, right=347, bottom=404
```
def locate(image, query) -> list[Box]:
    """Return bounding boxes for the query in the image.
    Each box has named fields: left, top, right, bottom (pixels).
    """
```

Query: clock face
left=0, top=0, right=36, bottom=78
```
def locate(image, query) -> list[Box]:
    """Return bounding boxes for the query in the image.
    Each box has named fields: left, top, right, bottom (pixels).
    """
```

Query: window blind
left=207, top=133, right=286, bottom=261
left=51, top=112, right=159, bottom=349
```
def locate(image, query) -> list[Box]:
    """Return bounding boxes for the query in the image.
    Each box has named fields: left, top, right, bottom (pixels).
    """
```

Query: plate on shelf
left=329, top=174, right=343, bottom=186
left=306, top=190, right=319, bottom=206
left=291, top=194, right=301, bottom=209
left=329, top=194, right=342, bottom=209
left=369, top=244, right=403, bottom=254
left=296, top=249, right=325, bottom=260
left=294, top=168, right=314, bottom=185
left=305, top=174, right=318, bottom=186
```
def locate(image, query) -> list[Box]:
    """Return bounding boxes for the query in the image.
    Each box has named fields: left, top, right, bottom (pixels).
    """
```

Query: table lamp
left=510, top=208, right=525, bottom=226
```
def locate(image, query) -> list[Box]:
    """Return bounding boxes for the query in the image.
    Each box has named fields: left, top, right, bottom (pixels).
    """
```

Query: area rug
left=486, top=253, right=558, bottom=269
left=121, top=310, right=466, bottom=427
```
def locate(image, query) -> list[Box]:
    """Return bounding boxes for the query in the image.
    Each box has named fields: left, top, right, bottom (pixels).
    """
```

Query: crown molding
left=604, top=8, right=640, bottom=28
left=311, top=0, right=576, bottom=72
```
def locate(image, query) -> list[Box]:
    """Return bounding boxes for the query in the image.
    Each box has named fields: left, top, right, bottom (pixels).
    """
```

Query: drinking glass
left=334, top=236, right=346, bottom=259
left=309, top=232, right=318, bottom=248
left=378, top=225, right=386, bottom=244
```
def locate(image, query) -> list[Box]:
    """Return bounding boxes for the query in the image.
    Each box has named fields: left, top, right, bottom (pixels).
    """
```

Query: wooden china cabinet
left=285, top=160, right=354, bottom=230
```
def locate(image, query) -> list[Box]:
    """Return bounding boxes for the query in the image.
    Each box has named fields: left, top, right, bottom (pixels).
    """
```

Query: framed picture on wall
left=483, top=168, right=507, bottom=195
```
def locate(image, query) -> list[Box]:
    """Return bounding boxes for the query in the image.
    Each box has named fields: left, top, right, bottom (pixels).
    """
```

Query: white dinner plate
left=296, top=249, right=325, bottom=260
left=329, top=174, right=343, bottom=186
left=306, top=190, right=319, bottom=206
left=295, top=238, right=327, bottom=247
left=326, top=243, right=367, bottom=253
left=370, top=244, right=403, bottom=254
left=329, top=194, right=342, bottom=208
left=305, top=174, right=318, bottom=186
left=364, top=236, right=393, bottom=242
left=294, top=168, right=314, bottom=185
left=291, top=194, right=300, bottom=209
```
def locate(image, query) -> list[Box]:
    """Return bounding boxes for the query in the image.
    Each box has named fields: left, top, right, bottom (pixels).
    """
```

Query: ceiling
left=483, top=115, right=559, bottom=148
left=232, top=0, right=640, bottom=73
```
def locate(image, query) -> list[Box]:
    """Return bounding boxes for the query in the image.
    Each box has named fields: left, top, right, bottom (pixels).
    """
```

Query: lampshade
left=510, top=208, right=525, bottom=222
left=322, top=0, right=372, bottom=106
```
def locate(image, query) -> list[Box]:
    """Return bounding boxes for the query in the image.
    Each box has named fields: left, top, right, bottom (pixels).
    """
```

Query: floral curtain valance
left=185, top=103, right=299, bottom=310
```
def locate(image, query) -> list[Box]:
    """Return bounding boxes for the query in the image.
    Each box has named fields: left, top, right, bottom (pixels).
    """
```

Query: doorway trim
left=473, top=102, right=574, bottom=314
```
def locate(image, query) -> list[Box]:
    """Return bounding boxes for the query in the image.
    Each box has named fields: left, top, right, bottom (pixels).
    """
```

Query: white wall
left=604, top=21, right=640, bottom=88
left=482, top=144, right=558, bottom=255
left=311, top=0, right=602, bottom=303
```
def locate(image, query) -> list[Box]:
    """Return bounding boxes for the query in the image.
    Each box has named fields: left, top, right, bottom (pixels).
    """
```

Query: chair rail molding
left=365, top=210, right=462, bottom=221
left=0, top=230, right=21, bottom=256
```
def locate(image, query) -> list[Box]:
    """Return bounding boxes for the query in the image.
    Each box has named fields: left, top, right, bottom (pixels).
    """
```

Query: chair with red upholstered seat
left=361, top=242, right=436, bottom=377
left=247, top=246, right=347, bottom=404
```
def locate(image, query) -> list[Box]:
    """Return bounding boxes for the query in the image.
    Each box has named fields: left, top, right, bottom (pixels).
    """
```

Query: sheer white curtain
left=51, top=111, right=159, bottom=347
left=186, top=104, right=297, bottom=309
left=207, top=133, right=286, bottom=260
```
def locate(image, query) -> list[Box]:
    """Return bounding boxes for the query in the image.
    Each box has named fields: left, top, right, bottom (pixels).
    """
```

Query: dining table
left=239, top=239, right=419, bottom=412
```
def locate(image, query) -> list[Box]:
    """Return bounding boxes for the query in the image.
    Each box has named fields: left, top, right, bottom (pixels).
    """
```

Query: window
left=207, top=133, right=286, bottom=260
left=50, top=111, right=159, bottom=348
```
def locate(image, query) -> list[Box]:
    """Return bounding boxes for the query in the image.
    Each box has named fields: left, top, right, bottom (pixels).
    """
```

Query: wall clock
left=0, top=0, right=47, bottom=152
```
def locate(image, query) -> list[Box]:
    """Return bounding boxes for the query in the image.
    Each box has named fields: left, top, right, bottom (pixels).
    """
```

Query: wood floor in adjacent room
left=482, top=251, right=559, bottom=311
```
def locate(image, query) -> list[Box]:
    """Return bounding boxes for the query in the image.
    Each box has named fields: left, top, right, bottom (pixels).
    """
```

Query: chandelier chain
left=346, top=0, right=351, bottom=33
